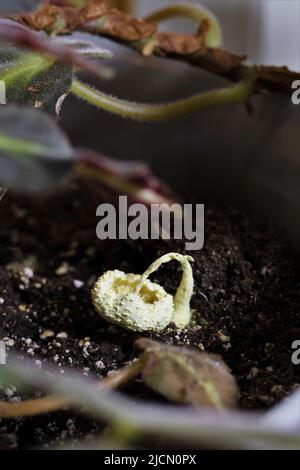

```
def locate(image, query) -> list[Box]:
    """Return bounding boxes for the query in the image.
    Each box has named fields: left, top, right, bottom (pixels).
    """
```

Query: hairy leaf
left=136, top=339, right=239, bottom=409
left=0, top=19, right=112, bottom=81
left=0, top=46, right=73, bottom=115
left=0, top=105, right=74, bottom=190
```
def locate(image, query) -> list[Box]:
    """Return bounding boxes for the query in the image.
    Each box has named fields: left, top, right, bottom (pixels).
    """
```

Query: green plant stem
left=71, top=75, right=254, bottom=122
left=145, top=3, right=222, bottom=48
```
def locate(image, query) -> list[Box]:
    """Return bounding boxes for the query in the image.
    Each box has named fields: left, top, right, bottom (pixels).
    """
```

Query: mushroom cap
left=91, top=270, right=174, bottom=332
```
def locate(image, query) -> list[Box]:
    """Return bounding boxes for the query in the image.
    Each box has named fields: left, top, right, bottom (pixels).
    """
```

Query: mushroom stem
left=136, top=253, right=194, bottom=328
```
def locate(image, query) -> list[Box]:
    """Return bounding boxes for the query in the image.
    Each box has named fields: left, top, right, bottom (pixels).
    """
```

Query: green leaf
left=136, top=338, right=239, bottom=409
left=0, top=105, right=74, bottom=190
left=0, top=46, right=73, bottom=116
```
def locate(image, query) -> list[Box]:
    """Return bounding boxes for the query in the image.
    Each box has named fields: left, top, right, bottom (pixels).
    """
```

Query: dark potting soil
left=0, top=177, right=300, bottom=449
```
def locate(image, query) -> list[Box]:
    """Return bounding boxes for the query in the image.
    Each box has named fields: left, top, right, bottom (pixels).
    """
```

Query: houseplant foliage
left=0, top=0, right=299, bottom=192
left=1, top=0, right=300, bottom=450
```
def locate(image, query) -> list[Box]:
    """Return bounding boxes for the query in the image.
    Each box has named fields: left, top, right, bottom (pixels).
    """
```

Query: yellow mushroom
left=91, top=252, right=194, bottom=333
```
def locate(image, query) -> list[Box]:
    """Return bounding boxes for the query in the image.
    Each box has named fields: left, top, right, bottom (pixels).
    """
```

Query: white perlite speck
left=73, top=279, right=84, bottom=289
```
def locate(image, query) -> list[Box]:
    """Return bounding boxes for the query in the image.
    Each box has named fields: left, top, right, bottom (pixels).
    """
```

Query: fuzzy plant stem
left=145, top=3, right=222, bottom=48
left=136, top=253, right=194, bottom=328
left=71, top=75, right=254, bottom=122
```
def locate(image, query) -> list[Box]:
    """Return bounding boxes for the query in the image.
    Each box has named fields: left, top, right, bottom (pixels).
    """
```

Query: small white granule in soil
left=56, top=332, right=68, bottom=339
left=55, top=263, right=69, bottom=276
left=73, top=279, right=84, bottom=289
left=23, top=267, right=34, bottom=278
left=95, top=360, right=105, bottom=370
left=5, top=386, right=16, bottom=397
left=217, top=330, right=230, bottom=343
left=40, top=330, right=55, bottom=339
left=271, top=384, right=284, bottom=394
left=27, top=348, right=35, bottom=357
left=0, top=297, right=4, bottom=304
left=247, top=367, right=259, bottom=380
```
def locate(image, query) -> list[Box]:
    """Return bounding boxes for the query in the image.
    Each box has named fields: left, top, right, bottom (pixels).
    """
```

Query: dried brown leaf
left=192, top=48, right=246, bottom=74
left=96, top=9, right=156, bottom=42
left=136, top=338, right=239, bottom=410
left=15, top=0, right=107, bottom=34
left=16, top=4, right=77, bottom=33
left=8, top=1, right=300, bottom=94
left=256, top=65, right=300, bottom=93
left=156, top=31, right=204, bottom=55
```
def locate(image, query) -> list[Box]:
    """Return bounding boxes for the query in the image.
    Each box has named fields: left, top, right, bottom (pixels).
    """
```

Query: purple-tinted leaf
left=0, top=104, right=176, bottom=202
left=0, top=105, right=74, bottom=191
left=76, top=149, right=177, bottom=207
left=0, top=19, right=111, bottom=79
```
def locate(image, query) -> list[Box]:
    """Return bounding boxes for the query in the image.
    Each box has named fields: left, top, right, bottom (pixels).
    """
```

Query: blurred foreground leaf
left=0, top=105, right=74, bottom=190
left=136, top=338, right=239, bottom=409
left=0, top=356, right=300, bottom=449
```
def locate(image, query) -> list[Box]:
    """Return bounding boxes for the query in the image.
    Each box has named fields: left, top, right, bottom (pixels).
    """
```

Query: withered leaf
left=136, top=338, right=239, bottom=410
left=15, top=1, right=108, bottom=34
left=15, top=4, right=78, bottom=34
left=85, top=9, right=157, bottom=42
left=78, top=0, right=108, bottom=24
left=255, top=65, right=300, bottom=93
left=191, top=48, right=246, bottom=74
left=14, top=1, right=156, bottom=42
left=8, top=1, right=300, bottom=94
left=156, top=32, right=204, bottom=56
